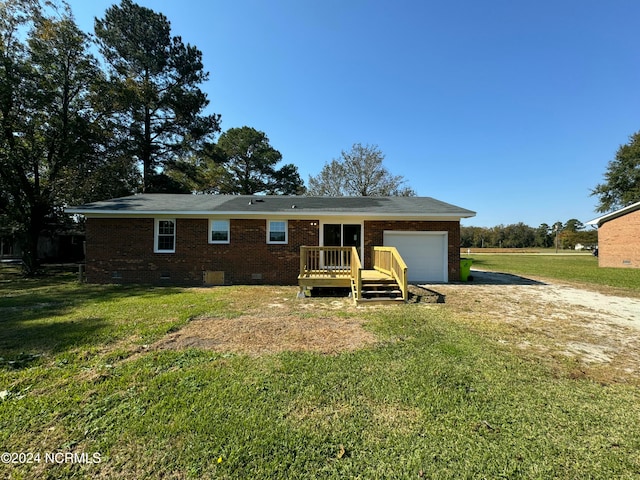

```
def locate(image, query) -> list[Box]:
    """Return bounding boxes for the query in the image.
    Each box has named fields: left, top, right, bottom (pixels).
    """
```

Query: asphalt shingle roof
left=67, top=194, right=475, bottom=218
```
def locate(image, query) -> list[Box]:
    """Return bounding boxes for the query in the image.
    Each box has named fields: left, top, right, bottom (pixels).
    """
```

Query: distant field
left=460, top=248, right=590, bottom=255
left=468, top=253, right=640, bottom=292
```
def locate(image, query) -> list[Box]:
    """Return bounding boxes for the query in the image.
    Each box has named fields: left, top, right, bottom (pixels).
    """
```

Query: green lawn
left=469, top=253, right=640, bottom=292
left=1, top=273, right=639, bottom=478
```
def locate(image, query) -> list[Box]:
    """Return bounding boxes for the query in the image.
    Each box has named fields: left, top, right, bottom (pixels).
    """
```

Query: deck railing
left=299, top=246, right=354, bottom=277
left=373, top=246, right=408, bottom=300
left=350, top=246, right=362, bottom=301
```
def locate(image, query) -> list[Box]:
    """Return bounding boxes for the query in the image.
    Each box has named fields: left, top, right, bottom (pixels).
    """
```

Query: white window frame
left=267, top=220, right=288, bottom=244
left=154, top=218, right=176, bottom=253
left=209, top=219, right=230, bottom=244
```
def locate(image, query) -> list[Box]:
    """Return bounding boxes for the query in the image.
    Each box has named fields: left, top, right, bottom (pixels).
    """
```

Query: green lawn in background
left=469, top=253, right=640, bottom=291
left=1, top=272, right=639, bottom=478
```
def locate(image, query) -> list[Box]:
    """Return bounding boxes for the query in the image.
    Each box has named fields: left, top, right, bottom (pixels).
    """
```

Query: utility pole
left=555, top=225, right=559, bottom=254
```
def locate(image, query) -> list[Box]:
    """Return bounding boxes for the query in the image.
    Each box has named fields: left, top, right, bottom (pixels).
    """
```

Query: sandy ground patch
left=154, top=314, right=377, bottom=356
left=156, top=315, right=376, bottom=355
left=153, top=289, right=381, bottom=356
left=152, top=286, right=441, bottom=357
left=422, top=270, right=640, bottom=383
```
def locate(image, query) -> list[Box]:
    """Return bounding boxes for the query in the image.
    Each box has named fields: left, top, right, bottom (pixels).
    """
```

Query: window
left=267, top=220, right=287, bottom=244
left=210, top=219, right=230, bottom=243
left=155, top=219, right=176, bottom=253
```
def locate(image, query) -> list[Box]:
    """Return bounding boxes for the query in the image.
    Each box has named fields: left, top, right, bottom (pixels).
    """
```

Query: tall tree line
left=461, top=220, right=598, bottom=250
left=0, top=0, right=303, bottom=274
left=0, top=0, right=128, bottom=274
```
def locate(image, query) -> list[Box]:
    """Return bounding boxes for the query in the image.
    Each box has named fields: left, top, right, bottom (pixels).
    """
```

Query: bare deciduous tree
left=307, top=143, right=415, bottom=196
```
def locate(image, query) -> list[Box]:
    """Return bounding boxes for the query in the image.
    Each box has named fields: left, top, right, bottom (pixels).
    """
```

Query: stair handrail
left=350, top=246, right=362, bottom=301
left=373, top=246, right=408, bottom=301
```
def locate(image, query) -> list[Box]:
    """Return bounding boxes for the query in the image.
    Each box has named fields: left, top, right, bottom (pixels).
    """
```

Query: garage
left=383, top=231, right=448, bottom=282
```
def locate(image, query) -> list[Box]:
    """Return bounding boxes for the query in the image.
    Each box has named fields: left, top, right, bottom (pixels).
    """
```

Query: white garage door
left=383, top=231, right=448, bottom=282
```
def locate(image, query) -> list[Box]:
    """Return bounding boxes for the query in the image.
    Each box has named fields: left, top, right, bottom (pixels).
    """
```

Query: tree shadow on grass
left=0, top=273, right=189, bottom=365
left=0, top=317, right=109, bottom=368
left=0, top=273, right=186, bottom=318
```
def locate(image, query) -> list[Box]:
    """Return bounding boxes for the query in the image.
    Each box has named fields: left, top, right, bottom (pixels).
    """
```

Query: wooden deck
left=298, top=269, right=393, bottom=289
left=298, top=246, right=408, bottom=304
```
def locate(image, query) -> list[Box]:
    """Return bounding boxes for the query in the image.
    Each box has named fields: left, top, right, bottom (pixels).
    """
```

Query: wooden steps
left=352, top=273, right=405, bottom=305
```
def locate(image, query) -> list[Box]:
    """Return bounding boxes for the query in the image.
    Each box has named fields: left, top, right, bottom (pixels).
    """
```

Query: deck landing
left=298, top=270, right=393, bottom=281
left=298, top=269, right=393, bottom=289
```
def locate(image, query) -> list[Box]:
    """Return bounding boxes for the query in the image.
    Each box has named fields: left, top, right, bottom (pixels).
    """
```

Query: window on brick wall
left=155, top=219, right=176, bottom=253
left=209, top=219, right=230, bottom=244
left=267, top=220, right=287, bottom=244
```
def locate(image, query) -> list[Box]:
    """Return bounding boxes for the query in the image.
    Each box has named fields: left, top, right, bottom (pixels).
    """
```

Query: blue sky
left=66, top=0, right=640, bottom=227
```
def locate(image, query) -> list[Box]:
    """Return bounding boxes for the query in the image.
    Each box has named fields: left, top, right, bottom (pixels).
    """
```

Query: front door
left=323, top=224, right=361, bottom=248
left=322, top=224, right=362, bottom=268
left=343, top=224, right=361, bottom=250
left=323, top=224, right=342, bottom=247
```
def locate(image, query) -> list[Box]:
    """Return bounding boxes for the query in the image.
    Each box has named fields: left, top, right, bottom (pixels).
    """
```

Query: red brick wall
left=364, top=220, right=461, bottom=280
left=598, top=209, right=640, bottom=268
left=86, top=218, right=319, bottom=285
left=85, top=217, right=461, bottom=285
left=86, top=218, right=156, bottom=284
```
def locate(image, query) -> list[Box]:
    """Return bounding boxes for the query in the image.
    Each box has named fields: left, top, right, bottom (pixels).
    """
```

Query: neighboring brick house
left=587, top=200, right=640, bottom=268
left=66, top=194, right=475, bottom=285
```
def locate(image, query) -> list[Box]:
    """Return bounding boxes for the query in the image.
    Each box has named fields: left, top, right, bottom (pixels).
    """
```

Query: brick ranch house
left=66, top=194, right=475, bottom=286
left=587, top=200, right=640, bottom=268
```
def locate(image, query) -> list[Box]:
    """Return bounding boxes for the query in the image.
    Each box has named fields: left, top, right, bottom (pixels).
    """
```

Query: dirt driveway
left=422, top=270, right=640, bottom=384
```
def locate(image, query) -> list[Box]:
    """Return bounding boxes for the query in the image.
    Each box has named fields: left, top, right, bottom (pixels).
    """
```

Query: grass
left=1, top=271, right=640, bottom=478
left=469, top=253, right=640, bottom=292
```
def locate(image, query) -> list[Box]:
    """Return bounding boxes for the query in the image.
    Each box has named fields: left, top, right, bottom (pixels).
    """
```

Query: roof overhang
left=586, top=200, right=640, bottom=227
left=65, top=194, right=476, bottom=221
left=66, top=209, right=474, bottom=221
